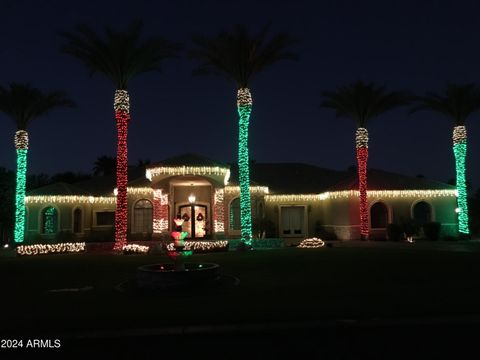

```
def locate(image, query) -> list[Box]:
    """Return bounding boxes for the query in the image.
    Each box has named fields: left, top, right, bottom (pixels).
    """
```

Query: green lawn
left=2, top=245, right=480, bottom=337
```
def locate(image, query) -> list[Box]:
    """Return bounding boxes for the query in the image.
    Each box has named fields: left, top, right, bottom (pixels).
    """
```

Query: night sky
left=1, top=0, right=480, bottom=190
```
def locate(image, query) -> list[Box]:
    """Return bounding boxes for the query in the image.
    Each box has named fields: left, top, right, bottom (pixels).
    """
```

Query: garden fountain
left=136, top=215, right=221, bottom=290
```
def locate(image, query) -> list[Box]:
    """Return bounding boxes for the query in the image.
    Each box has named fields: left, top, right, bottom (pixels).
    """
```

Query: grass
left=2, top=244, right=480, bottom=337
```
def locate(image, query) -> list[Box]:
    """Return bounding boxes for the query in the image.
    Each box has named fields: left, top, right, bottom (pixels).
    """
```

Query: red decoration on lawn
left=356, top=146, right=369, bottom=238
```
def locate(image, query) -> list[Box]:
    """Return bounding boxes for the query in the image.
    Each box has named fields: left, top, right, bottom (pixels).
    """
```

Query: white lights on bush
left=16, top=242, right=86, bottom=256
left=166, top=240, right=228, bottom=252
left=122, top=244, right=149, bottom=254
left=297, top=238, right=325, bottom=248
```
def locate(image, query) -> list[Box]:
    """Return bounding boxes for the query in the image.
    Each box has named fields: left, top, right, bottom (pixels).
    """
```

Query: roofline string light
left=146, top=166, right=230, bottom=184
left=113, top=89, right=130, bottom=251
left=237, top=87, right=253, bottom=245
left=453, top=125, right=469, bottom=235
left=224, top=186, right=269, bottom=194
left=14, top=130, right=29, bottom=243
left=356, top=127, right=369, bottom=238
left=25, top=195, right=116, bottom=204
left=265, top=189, right=458, bottom=202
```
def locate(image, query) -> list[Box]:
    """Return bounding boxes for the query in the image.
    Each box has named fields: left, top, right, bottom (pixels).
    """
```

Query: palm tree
left=0, top=83, right=74, bottom=243
left=321, top=81, right=410, bottom=240
left=411, top=83, right=480, bottom=236
left=59, top=20, right=179, bottom=250
left=189, top=24, right=297, bottom=246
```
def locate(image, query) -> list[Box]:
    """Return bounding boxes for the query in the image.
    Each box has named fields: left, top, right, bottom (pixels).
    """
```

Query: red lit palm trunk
left=113, top=90, right=130, bottom=251
left=356, top=127, right=369, bottom=239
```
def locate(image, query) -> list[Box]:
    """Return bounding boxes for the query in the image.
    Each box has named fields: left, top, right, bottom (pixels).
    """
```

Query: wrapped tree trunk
left=453, top=125, right=469, bottom=235
left=113, top=90, right=130, bottom=251
left=356, top=127, right=369, bottom=240
left=14, top=130, right=29, bottom=243
left=237, top=88, right=253, bottom=245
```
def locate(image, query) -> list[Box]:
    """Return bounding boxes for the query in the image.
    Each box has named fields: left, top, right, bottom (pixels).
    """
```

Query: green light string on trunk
left=237, top=88, right=253, bottom=245
left=453, top=126, right=469, bottom=235
left=14, top=130, right=29, bottom=243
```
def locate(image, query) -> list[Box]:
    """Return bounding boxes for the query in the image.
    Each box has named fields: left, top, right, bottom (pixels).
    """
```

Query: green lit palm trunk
left=356, top=128, right=369, bottom=239
left=113, top=90, right=130, bottom=251
left=453, top=125, right=469, bottom=235
left=237, top=88, right=253, bottom=245
left=14, top=130, right=29, bottom=243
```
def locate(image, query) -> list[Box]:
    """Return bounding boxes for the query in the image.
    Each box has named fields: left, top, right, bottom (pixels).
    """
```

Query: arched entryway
left=178, top=204, right=208, bottom=239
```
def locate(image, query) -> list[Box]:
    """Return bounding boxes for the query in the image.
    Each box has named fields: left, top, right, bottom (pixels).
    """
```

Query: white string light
left=14, top=130, right=29, bottom=150
left=25, top=195, right=116, bottom=204
left=297, top=237, right=325, bottom=248
left=114, top=90, right=130, bottom=112
left=224, top=186, right=269, bottom=194
left=265, top=189, right=457, bottom=202
left=355, top=127, right=369, bottom=148
left=16, top=242, right=85, bottom=256
left=122, top=244, right=149, bottom=254
left=453, top=125, right=467, bottom=144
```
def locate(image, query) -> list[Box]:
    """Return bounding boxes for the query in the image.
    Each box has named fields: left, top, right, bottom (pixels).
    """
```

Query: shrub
left=387, top=224, right=404, bottom=241
left=423, top=222, right=441, bottom=241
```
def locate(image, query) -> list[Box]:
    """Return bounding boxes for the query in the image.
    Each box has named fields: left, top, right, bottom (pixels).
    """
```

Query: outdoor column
left=213, top=188, right=225, bottom=237
left=153, top=189, right=169, bottom=236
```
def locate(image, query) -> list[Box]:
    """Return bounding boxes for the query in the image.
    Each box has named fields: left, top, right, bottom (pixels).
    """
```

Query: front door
left=178, top=205, right=207, bottom=239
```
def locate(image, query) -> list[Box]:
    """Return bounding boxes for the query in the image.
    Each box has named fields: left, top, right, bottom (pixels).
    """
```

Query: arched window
left=229, top=198, right=241, bottom=230
left=73, top=208, right=82, bottom=233
left=133, top=199, right=153, bottom=233
left=42, top=206, right=58, bottom=234
left=413, top=201, right=432, bottom=225
left=370, top=202, right=388, bottom=229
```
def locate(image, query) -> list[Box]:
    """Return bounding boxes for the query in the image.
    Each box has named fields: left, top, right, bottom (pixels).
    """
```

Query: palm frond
left=321, top=80, right=411, bottom=127
left=189, top=24, right=298, bottom=88
left=59, top=20, right=181, bottom=89
left=410, top=83, right=480, bottom=125
left=0, top=83, right=74, bottom=130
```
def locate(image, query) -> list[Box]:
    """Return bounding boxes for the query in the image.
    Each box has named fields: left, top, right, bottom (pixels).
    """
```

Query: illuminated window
left=229, top=198, right=241, bottom=230
left=73, top=208, right=82, bottom=233
left=413, top=201, right=432, bottom=225
left=281, top=206, right=305, bottom=235
left=133, top=199, right=153, bottom=233
left=42, top=206, right=58, bottom=234
left=370, top=202, right=388, bottom=229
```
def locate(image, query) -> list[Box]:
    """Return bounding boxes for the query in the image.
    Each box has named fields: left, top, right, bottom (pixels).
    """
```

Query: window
left=133, top=199, right=153, bottom=233
left=42, top=206, right=58, bottom=234
left=281, top=206, right=304, bottom=235
left=230, top=198, right=241, bottom=230
left=73, top=208, right=82, bottom=233
left=413, top=201, right=432, bottom=225
left=96, top=211, right=115, bottom=226
left=371, top=202, right=388, bottom=228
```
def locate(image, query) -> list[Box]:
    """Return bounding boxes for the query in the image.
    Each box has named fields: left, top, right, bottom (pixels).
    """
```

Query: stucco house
left=23, top=153, right=458, bottom=243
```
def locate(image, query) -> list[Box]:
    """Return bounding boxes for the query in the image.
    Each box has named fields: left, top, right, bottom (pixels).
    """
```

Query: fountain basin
left=136, top=262, right=220, bottom=290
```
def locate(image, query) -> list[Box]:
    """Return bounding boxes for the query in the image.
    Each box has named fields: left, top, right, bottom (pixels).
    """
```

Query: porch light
left=188, top=194, right=196, bottom=204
